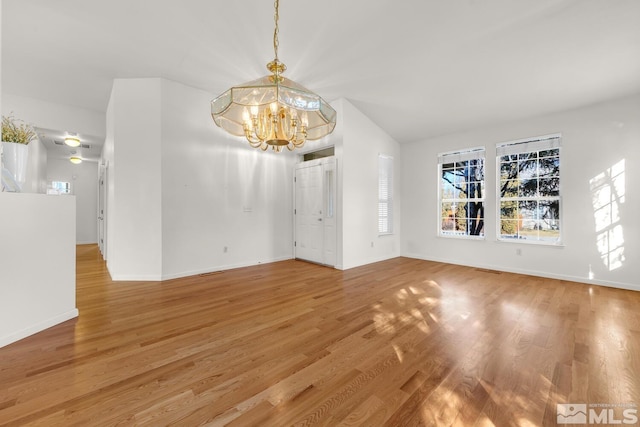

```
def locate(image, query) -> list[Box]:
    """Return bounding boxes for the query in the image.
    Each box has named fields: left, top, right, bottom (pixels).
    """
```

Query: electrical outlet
left=516, top=248, right=522, bottom=256
left=371, top=241, right=374, bottom=248
left=223, top=246, right=228, bottom=253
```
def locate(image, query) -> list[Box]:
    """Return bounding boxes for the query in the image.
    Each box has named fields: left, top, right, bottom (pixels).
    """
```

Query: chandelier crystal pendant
left=211, top=0, right=336, bottom=152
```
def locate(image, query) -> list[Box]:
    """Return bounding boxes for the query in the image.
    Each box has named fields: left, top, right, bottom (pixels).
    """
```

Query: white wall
left=160, top=79, right=295, bottom=278
left=0, top=193, right=78, bottom=347
left=336, top=99, right=402, bottom=270
left=102, top=78, right=295, bottom=281
left=1, top=93, right=105, bottom=138
left=0, top=9, right=78, bottom=348
left=104, top=91, right=115, bottom=264
left=401, top=94, right=640, bottom=291
left=103, top=79, right=163, bottom=280
left=47, top=158, right=98, bottom=244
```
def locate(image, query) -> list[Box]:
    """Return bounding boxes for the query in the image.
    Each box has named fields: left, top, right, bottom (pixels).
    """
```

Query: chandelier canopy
left=211, top=0, right=336, bottom=152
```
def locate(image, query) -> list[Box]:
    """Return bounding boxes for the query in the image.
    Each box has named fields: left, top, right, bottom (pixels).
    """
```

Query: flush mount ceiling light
left=69, top=156, right=82, bottom=164
left=211, top=0, right=336, bottom=152
left=64, top=136, right=81, bottom=147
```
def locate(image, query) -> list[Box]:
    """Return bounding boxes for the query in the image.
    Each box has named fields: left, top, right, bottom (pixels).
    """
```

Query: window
left=303, top=146, right=335, bottom=162
left=325, top=169, right=334, bottom=218
left=48, top=181, right=71, bottom=195
left=438, top=148, right=485, bottom=238
left=378, top=154, right=393, bottom=234
left=497, top=134, right=561, bottom=244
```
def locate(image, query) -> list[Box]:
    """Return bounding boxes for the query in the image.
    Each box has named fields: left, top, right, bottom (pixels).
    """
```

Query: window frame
left=496, top=134, right=562, bottom=245
left=437, top=147, right=486, bottom=240
left=378, top=154, right=394, bottom=235
left=48, top=180, right=72, bottom=195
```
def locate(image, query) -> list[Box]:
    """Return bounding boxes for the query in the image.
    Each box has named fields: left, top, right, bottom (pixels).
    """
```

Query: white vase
left=1, top=141, right=30, bottom=192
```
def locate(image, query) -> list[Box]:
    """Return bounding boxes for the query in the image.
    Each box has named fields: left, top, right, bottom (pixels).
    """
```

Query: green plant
left=1, top=115, right=36, bottom=144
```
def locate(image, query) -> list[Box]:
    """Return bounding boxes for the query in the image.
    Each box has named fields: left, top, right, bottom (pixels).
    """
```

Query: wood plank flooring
left=1, top=245, right=639, bottom=426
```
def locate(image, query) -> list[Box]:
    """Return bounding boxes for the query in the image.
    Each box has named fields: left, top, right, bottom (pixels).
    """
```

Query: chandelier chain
left=273, top=0, right=280, bottom=62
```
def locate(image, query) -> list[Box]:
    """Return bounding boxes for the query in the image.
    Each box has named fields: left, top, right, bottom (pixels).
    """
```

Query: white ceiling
left=34, top=127, right=104, bottom=162
left=3, top=0, right=640, bottom=152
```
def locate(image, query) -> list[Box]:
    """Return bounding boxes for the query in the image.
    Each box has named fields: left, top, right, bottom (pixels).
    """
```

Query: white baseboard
left=403, top=253, right=640, bottom=292
left=339, top=253, right=401, bottom=271
left=109, top=274, right=163, bottom=281
left=0, top=308, right=79, bottom=349
left=160, top=256, right=294, bottom=281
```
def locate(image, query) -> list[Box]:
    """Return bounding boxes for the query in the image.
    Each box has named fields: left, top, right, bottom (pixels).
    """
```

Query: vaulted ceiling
left=3, top=0, right=640, bottom=146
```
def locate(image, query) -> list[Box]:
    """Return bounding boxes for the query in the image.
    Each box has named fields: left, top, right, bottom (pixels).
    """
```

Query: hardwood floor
left=1, top=245, right=639, bottom=426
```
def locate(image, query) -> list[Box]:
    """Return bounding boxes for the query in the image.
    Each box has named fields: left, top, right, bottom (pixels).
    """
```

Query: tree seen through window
left=440, top=153, right=485, bottom=237
left=498, top=139, right=561, bottom=243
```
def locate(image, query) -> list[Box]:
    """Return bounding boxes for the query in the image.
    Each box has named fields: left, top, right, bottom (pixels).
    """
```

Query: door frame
left=98, top=160, right=108, bottom=260
left=293, top=156, right=337, bottom=266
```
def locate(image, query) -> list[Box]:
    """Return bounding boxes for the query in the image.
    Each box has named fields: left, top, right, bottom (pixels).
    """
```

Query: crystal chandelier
left=211, top=0, right=336, bottom=152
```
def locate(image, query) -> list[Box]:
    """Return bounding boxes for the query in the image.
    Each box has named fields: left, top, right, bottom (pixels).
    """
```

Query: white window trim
left=378, top=154, right=394, bottom=236
left=496, top=134, right=563, bottom=246
left=438, top=147, right=486, bottom=239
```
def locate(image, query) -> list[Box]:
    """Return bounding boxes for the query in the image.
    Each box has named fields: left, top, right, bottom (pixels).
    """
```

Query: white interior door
left=295, top=157, right=337, bottom=266
left=295, top=163, right=324, bottom=264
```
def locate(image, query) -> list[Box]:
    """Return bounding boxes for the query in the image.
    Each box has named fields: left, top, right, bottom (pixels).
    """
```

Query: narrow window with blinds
left=438, top=147, right=485, bottom=238
left=497, top=134, right=561, bottom=244
left=378, top=154, right=393, bottom=235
